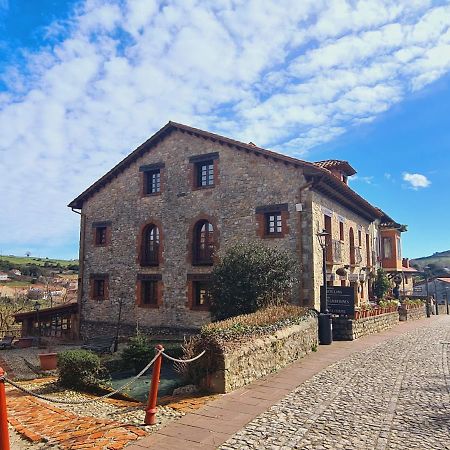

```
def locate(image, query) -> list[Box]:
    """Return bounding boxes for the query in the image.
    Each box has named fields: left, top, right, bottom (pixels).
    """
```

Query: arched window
left=141, top=224, right=160, bottom=266
left=349, top=227, right=355, bottom=265
left=193, top=220, right=214, bottom=265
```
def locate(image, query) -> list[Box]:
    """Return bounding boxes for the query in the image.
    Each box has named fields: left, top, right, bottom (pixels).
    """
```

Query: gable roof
left=314, top=160, right=357, bottom=176
left=68, top=121, right=383, bottom=220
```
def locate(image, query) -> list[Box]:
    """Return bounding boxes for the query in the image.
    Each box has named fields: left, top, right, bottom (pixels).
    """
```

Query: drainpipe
left=71, top=207, right=85, bottom=340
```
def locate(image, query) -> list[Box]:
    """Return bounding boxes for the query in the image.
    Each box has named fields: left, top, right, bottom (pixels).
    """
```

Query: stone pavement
left=125, top=316, right=450, bottom=450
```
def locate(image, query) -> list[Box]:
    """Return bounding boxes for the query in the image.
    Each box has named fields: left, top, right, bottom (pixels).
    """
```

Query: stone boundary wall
left=399, top=306, right=426, bottom=321
left=437, top=305, right=448, bottom=315
left=332, top=312, right=399, bottom=341
left=201, top=316, right=318, bottom=393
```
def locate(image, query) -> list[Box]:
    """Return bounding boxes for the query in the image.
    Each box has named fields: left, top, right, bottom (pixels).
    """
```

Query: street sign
left=321, top=286, right=356, bottom=316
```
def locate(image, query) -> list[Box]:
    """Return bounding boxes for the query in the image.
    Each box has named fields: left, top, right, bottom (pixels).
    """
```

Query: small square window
left=196, top=160, right=214, bottom=187
left=93, top=279, right=105, bottom=300
left=141, top=280, right=158, bottom=306
left=265, top=212, right=282, bottom=235
left=145, top=170, right=161, bottom=194
left=193, top=280, right=211, bottom=308
left=95, top=227, right=107, bottom=245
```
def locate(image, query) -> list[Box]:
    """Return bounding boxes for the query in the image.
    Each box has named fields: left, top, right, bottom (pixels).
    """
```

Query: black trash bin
left=318, top=313, right=333, bottom=345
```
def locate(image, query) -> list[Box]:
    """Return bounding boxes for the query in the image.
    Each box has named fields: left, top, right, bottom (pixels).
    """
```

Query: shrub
left=210, top=242, right=296, bottom=320
left=373, top=268, right=390, bottom=299
left=121, top=333, right=154, bottom=374
left=58, top=349, right=102, bottom=390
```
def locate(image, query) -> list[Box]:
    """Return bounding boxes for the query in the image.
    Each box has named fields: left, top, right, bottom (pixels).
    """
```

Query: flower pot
left=39, top=353, right=58, bottom=371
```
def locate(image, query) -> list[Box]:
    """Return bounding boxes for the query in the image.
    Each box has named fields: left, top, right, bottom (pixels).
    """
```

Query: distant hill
left=410, top=250, right=450, bottom=276
left=0, top=255, right=78, bottom=273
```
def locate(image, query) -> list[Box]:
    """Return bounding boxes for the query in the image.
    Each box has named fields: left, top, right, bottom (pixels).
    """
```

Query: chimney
left=402, top=258, right=409, bottom=268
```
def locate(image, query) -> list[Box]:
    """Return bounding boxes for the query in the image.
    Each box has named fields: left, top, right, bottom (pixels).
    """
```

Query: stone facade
left=71, top=123, right=385, bottom=336
left=78, top=129, right=309, bottom=336
left=309, top=190, right=375, bottom=307
left=332, top=311, right=399, bottom=340
left=200, top=316, right=318, bottom=393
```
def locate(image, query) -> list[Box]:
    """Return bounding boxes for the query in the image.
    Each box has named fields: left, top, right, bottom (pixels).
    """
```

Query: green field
left=0, top=255, right=78, bottom=268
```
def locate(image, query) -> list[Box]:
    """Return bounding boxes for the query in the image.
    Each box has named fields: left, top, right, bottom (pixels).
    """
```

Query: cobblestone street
left=221, top=316, right=450, bottom=450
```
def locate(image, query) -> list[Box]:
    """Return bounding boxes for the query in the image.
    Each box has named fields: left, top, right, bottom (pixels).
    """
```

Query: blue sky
left=0, top=0, right=449, bottom=260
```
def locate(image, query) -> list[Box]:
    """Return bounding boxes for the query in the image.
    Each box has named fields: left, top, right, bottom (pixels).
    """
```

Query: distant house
left=10, top=269, right=22, bottom=276
left=414, top=277, right=450, bottom=304
left=0, top=272, right=9, bottom=282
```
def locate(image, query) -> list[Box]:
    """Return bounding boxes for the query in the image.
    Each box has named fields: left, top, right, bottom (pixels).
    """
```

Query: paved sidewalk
left=125, top=316, right=450, bottom=450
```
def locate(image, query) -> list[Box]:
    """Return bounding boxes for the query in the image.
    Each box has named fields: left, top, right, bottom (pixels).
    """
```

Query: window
left=256, top=204, right=289, bottom=238
left=188, top=274, right=212, bottom=310
left=145, top=170, right=160, bottom=194
left=92, top=221, right=111, bottom=246
left=193, top=220, right=215, bottom=265
left=90, top=274, right=108, bottom=301
left=383, top=237, right=392, bottom=259
left=95, top=227, right=107, bottom=245
left=358, top=230, right=362, bottom=247
left=397, top=236, right=401, bottom=260
left=339, top=221, right=344, bottom=241
left=193, top=281, right=211, bottom=308
left=189, top=152, right=219, bottom=189
left=139, top=162, right=164, bottom=196
left=141, top=224, right=160, bottom=266
left=266, top=212, right=282, bottom=235
left=349, top=227, right=355, bottom=265
left=366, top=233, right=371, bottom=267
left=196, top=160, right=214, bottom=187
left=137, top=274, right=162, bottom=308
left=141, top=280, right=158, bottom=306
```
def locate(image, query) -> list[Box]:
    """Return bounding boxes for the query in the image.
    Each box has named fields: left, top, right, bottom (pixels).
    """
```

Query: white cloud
left=403, top=172, right=431, bottom=189
left=0, top=0, right=448, bottom=255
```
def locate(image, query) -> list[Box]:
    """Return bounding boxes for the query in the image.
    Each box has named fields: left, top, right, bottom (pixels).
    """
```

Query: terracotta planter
left=39, top=353, right=58, bottom=371
left=354, top=311, right=360, bottom=320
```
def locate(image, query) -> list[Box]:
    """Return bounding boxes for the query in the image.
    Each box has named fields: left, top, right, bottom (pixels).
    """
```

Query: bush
left=373, top=268, right=390, bottom=299
left=121, top=333, right=155, bottom=374
left=210, top=242, right=296, bottom=320
left=58, top=349, right=102, bottom=390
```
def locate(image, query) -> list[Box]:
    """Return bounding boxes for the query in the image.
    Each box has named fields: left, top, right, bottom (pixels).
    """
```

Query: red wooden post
left=144, top=345, right=164, bottom=425
left=0, top=367, right=10, bottom=450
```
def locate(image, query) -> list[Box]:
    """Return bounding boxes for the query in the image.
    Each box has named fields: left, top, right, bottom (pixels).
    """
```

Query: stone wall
left=200, top=316, right=318, bottom=393
left=332, top=312, right=398, bottom=341
left=399, top=306, right=426, bottom=321
left=437, top=305, right=448, bottom=315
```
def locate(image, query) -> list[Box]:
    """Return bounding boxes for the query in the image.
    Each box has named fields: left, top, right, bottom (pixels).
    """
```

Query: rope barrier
left=3, top=350, right=162, bottom=405
left=1, top=348, right=205, bottom=405
left=161, top=350, right=206, bottom=363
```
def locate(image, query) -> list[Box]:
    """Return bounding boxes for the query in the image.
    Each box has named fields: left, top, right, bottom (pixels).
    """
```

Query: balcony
left=350, top=246, right=363, bottom=266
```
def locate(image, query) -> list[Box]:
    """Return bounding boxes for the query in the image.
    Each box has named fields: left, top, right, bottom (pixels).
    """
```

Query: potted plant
left=38, top=337, right=58, bottom=371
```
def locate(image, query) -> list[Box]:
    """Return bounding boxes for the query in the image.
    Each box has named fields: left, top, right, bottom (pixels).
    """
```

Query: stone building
left=69, top=122, right=398, bottom=337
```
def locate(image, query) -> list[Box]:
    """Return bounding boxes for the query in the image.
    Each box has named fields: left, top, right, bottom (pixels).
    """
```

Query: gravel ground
left=221, top=316, right=450, bottom=450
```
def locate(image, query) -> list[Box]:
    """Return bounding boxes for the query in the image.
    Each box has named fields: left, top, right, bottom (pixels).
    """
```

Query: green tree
left=210, top=242, right=296, bottom=320
left=373, top=268, right=390, bottom=299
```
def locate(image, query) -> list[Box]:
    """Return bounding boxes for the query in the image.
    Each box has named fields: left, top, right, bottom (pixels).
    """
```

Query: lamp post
left=424, top=266, right=431, bottom=318
left=34, top=301, right=41, bottom=345
left=317, top=229, right=332, bottom=345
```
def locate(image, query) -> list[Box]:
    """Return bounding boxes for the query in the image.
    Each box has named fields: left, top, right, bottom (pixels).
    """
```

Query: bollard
left=0, top=367, right=10, bottom=450
left=144, top=344, right=164, bottom=425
